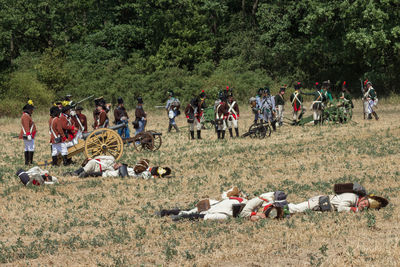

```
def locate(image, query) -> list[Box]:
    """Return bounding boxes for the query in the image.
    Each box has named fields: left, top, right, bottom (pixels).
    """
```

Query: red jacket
left=19, top=112, right=36, bottom=139
left=49, top=117, right=66, bottom=144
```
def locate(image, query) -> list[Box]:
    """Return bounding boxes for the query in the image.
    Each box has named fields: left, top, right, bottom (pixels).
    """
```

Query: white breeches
left=227, top=118, right=238, bottom=129
left=367, top=99, right=378, bottom=114
left=65, top=131, right=82, bottom=148
left=217, top=120, right=227, bottom=131
left=288, top=195, right=322, bottom=213
left=24, top=139, right=35, bottom=152
left=293, top=110, right=300, bottom=120
left=313, top=110, right=322, bottom=121
left=203, top=213, right=229, bottom=220
left=83, top=159, right=101, bottom=173
left=51, top=143, right=68, bottom=156
left=276, top=105, right=284, bottom=123
left=189, top=119, right=202, bottom=131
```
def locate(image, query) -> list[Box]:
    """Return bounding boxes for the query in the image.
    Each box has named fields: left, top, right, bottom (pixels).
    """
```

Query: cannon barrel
left=82, top=124, right=126, bottom=140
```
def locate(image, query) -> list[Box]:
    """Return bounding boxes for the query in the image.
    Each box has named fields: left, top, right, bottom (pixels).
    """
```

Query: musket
left=360, top=79, right=365, bottom=119
left=71, top=95, right=94, bottom=108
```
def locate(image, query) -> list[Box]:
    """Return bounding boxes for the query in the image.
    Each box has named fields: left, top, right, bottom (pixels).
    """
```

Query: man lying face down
left=68, top=156, right=171, bottom=179
left=158, top=187, right=289, bottom=221
left=288, top=183, right=388, bottom=213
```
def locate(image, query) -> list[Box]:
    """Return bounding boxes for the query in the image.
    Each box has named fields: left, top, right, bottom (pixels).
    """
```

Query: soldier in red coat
left=19, top=104, right=36, bottom=165
left=49, top=107, right=68, bottom=166
left=71, top=106, right=88, bottom=133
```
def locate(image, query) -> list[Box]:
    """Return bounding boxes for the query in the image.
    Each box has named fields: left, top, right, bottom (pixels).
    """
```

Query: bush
left=0, top=71, right=54, bottom=117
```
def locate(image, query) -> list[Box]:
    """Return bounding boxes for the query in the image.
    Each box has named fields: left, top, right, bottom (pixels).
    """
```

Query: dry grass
left=0, top=100, right=399, bottom=266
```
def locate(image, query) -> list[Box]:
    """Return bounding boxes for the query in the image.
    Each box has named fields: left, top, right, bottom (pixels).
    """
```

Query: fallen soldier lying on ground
left=288, top=183, right=388, bottom=213
left=158, top=187, right=289, bottom=221
left=67, top=156, right=171, bottom=179
left=16, top=166, right=58, bottom=186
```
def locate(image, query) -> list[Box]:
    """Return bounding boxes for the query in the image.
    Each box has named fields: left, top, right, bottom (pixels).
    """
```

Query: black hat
left=168, top=90, right=174, bottom=97
left=75, top=105, right=84, bottom=111
left=274, top=191, right=288, bottom=207
left=65, top=95, right=72, bottom=100
left=263, top=87, right=270, bottom=95
left=62, top=105, right=71, bottom=113
left=137, top=97, right=143, bottom=104
left=294, top=82, right=302, bottom=90
left=199, top=90, right=206, bottom=99
left=23, top=104, right=35, bottom=111
left=315, top=82, right=322, bottom=90
left=279, top=87, right=286, bottom=92
left=342, top=81, right=347, bottom=89
left=117, top=97, right=124, bottom=104
left=257, top=88, right=263, bottom=95
left=16, top=169, right=30, bottom=185
left=50, top=106, right=61, bottom=117
left=55, top=101, right=62, bottom=105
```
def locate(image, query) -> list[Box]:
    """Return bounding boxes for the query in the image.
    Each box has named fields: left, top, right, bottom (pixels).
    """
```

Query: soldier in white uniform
left=240, top=191, right=288, bottom=221
left=158, top=187, right=247, bottom=221
left=288, top=192, right=388, bottom=213
left=16, top=167, right=58, bottom=186
left=226, top=93, right=240, bottom=138
left=261, top=87, right=277, bottom=131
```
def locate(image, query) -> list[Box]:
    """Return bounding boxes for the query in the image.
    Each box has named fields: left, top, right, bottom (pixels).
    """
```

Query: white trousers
left=227, top=118, right=238, bottom=129
left=313, top=110, right=322, bottom=121
left=288, top=195, right=322, bottom=213
left=217, top=120, right=227, bottom=131
left=367, top=99, right=378, bottom=114
left=24, top=139, right=35, bottom=152
left=203, top=213, right=229, bottom=220
left=189, top=119, right=202, bottom=131
left=51, top=143, right=68, bottom=156
left=276, top=105, right=284, bottom=123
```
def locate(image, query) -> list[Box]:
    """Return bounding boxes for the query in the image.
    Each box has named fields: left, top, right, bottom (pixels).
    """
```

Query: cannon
left=123, top=130, right=162, bottom=152
left=242, top=121, right=272, bottom=139
left=38, top=124, right=126, bottom=167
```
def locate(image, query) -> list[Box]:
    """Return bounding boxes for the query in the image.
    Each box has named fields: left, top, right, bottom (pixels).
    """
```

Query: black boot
left=173, top=124, right=179, bottom=132
left=29, top=151, right=34, bottom=165
left=217, top=130, right=221, bottom=139
left=235, top=128, right=239, bottom=137
left=63, top=156, right=70, bottom=166
left=190, top=131, right=195, bottom=140
left=24, top=151, right=29, bottom=165
left=73, top=167, right=84, bottom=176
left=159, top=209, right=181, bottom=217
left=272, top=121, right=277, bottom=131
left=197, top=130, right=202, bottom=139
left=229, top=128, right=233, bottom=138
left=372, top=111, right=379, bottom=120
left=367, top=114, right=372, bottom=120
left=221, top=130, right=225, bottom=139
left=168, top=124, right=172, bottom=132
left=52, top=156, right=59, bottom=166
left=78, top=171, right=89, bottom=178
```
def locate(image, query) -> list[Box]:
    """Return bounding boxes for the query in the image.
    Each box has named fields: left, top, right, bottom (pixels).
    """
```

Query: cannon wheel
left=84, top=128, right=124, bottom=160
left=248, top=122, right=271, bottom=139
left=133, top=132, right=154, bottom=152
left=148, top=130, right=162, bottom=151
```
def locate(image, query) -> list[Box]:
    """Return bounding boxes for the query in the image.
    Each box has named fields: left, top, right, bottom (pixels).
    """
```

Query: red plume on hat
left=364, top=79, right=368, bottom=86
left=315, top=82, right=319, bottom=85
left=226, top=86, right=229, bottom=90
left=343, top=81, right=346, bottom=85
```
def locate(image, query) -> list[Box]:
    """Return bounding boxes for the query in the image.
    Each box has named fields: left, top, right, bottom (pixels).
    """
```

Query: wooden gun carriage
left=38, top=124, right=162, bottom=166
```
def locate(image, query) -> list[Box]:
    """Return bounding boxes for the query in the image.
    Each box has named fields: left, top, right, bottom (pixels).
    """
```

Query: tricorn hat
left=151, top=166, right=171, bottom=178
left=274, top=191, right=288, bottom=208
left=367, top=195, right=388, bottom=210
left=117, top=97, right=124, bottom=104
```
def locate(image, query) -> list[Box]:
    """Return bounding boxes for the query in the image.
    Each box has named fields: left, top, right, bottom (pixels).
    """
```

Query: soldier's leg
left=203, top=213, right=229, bottom=220
left=217, top=123, right=221, bottom=139
left=124, top=122, right=130, bottom=138
left=83, top=160, right=97, bottom=173
left=51, top=144, right=61, bottom=166
left=221, top=120, right=227, bottom=139
left=28, top=140, right=35, bottom=164
left=61, top=143, right=69, bottom=166
left=313, top=107, right=319, bottom=125
left=292, top=110, right=298, bottom=125
left=288, top=196, right=321, bottom=213
left=371, top=100, right=379, bottom=120
left=278, top=105, right=283, bottom=126
left=227, top=120, right=233, bottom=138
left=196, top=120, right=202, bottom=139
left=189, top=122, right=195, bottom=139
left=233, top=119, right=239, bottom=137
left=171, top=117, right=179, bottom=132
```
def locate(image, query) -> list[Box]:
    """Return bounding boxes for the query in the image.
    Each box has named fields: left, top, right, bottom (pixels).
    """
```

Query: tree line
left=0, top=0, right=399, bottom=115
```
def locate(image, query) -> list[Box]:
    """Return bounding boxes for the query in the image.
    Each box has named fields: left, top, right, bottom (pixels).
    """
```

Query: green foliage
left=0, top=0, right=400, bottom=114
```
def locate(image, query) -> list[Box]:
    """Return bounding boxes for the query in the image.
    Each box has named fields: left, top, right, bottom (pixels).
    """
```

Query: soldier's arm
left=114, top=109, right=121, bottom=122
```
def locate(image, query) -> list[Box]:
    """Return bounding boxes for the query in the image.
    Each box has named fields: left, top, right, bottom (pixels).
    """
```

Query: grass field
left=0, top=100, right=399, bottom=266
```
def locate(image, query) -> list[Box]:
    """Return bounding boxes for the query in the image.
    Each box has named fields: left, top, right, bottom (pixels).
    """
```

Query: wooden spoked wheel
left=148, top=131, right=162, bottom=151
left=133, top=132, right=154, bottom=152
left=84, top=128, right=124, bottom=160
